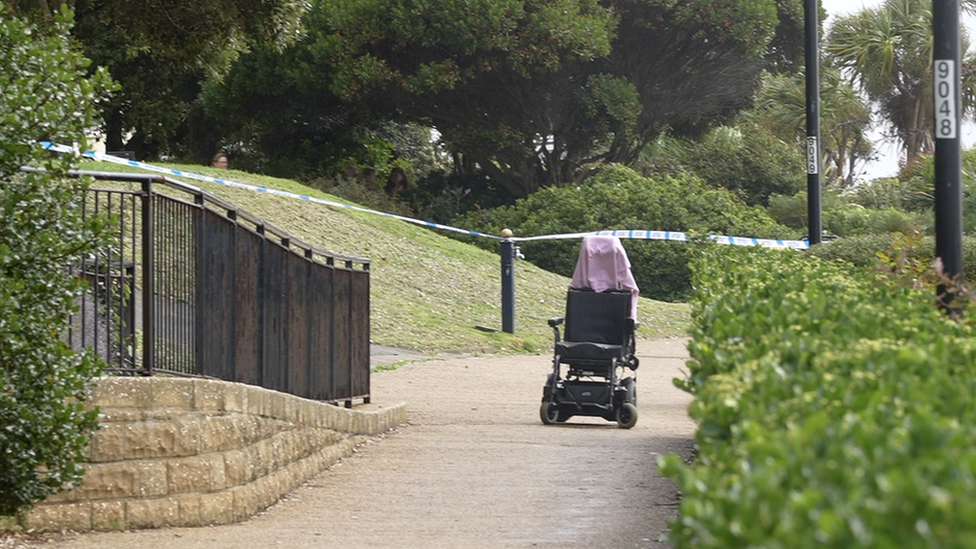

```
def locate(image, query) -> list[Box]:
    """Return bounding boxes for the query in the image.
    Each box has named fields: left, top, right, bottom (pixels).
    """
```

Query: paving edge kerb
left=1, top=376, right=406, bottom=533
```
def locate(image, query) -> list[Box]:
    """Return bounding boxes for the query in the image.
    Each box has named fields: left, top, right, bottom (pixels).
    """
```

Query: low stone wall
left=12, top=376, right=406, bottom=532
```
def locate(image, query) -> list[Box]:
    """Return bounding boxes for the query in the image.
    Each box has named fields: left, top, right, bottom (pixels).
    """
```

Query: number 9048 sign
left=935, top=59, right=957, bottom=140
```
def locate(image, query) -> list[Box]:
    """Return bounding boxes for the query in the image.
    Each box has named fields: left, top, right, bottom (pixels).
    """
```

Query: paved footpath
left=41, top=338, right=695, bottom=549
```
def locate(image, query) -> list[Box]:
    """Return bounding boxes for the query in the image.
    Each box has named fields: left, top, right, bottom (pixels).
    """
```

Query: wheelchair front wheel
left=540, top=401, right=560, bottom=425
left=615, top=402, right=638, bottom=429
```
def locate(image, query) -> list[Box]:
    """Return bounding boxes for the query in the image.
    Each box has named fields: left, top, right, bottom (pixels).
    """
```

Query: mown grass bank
left=81, top=160, right=689, bottom=354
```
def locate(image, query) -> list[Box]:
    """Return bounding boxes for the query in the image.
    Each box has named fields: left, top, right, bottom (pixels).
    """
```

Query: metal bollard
left=501, top=229, right=515, bottom=333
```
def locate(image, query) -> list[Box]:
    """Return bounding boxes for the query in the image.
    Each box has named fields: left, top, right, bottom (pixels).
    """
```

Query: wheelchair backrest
left=563, top=288, right=632, bottom=345
left=570, top=235, right=640, bottom=319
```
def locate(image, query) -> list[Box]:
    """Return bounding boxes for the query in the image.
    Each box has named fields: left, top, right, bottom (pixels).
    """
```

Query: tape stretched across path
left=41, top=141, right=499, bottom=240
left=599, top=230, right=808, bottom=250
left=40, top=142, right=810, bottom=250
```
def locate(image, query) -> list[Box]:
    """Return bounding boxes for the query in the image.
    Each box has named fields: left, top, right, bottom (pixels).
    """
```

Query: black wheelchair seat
left=554, top=340, right=628, bottom=362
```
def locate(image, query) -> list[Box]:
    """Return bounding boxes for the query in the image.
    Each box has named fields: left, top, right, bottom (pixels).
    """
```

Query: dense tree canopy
left=5, top=0, right=308, bottom=159
left=203, top=35, right=414, bottom=177
left=215, top=0, right=805, bottom=196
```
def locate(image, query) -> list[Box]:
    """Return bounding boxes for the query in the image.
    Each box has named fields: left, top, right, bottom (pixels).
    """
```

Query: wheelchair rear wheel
left=615, top=402, right=638, bottom=429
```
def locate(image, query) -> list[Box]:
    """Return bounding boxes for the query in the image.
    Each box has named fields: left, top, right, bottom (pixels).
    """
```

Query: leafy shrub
left=455, top=164, right=797, bottom=302
left=808, top=234, right=976, bottom=284
left=768, top=190, right=927, bottom=236
left=639, top=123, right=805, bottom=206
left=767, top=189, right=841, bottom=229
left=307, top=176, right=417, bottom=218
left=662, top=245, right=976, bottom=548
left=0, top=6, right=112, bottom=516
left=844, top=175, right=932, bottom=212
left=805, top=233, right=896, bottom=267
left=828, top=205, right=925, bottom=236
left=872, top=149, right=976, bottom=234
left=310, top=166, right=514, bottom=228
left=402, top=170, right=515, bottom=225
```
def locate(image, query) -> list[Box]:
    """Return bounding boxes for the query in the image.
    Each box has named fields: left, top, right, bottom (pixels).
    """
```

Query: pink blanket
left=570, top=236, right=639, bottom=318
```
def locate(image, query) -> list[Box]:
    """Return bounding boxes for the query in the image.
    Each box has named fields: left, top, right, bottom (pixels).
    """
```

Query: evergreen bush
left=808, top=234, right=976, bottom=284
left=0, top=5, right=112, bottom=516
left=768, top=190, right=927, bottom=237
left=455, top=164, right=796, bottom=302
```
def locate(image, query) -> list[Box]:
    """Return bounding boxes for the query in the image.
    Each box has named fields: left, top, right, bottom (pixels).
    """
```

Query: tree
left=638, top=121, right=806, bottom=206
left=221, top=0, right=805, bottom=198
left=827, top=0, right=976, bottom=169
left=0, top=5, right=113, bottom=515
left=5, top=0, right=309, bottom=160
left=749, top=69, right=873, bottom=185
left=201, top=40, right=403, bottom=178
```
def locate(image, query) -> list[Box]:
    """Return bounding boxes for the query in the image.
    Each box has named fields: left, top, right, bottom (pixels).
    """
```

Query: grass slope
left=80, top=160, right=689, bottom=354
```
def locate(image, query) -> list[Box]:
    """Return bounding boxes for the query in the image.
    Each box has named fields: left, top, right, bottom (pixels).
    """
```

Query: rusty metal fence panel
left=60, top=170, right=370, bottom=404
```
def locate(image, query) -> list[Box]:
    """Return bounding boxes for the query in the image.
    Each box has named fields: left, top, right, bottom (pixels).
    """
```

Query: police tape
left=41, top=142, right=810, bottom=250
left=531, top=230, right=810, bottom=250
left=507, top=230, right=807, bottom=249
left=40, top=141, right=501, bottom=240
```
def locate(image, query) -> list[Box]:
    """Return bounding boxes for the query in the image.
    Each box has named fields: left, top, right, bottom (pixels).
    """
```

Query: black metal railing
left=67, top=185, right=140, bottom=370
left=38, top=168, right=371, bottom=404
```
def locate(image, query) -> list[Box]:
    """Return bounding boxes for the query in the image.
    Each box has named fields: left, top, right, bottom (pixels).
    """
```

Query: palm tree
left=827, top=0, right=976, bottom=169
left=750, top=68, right=873, bottom=185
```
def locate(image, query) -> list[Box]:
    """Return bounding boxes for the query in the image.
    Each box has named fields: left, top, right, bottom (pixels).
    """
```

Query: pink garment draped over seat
left=570, top=236, right=639, bottom=319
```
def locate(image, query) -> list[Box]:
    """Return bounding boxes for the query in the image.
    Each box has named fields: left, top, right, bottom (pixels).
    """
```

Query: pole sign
left=806, top=136, right=819, bottom=175
left=935, top=59, right=958, bottom=139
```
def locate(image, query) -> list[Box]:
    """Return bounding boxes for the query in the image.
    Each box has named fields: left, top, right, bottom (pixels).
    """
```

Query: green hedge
left=661, top=246, right=976, bottom=548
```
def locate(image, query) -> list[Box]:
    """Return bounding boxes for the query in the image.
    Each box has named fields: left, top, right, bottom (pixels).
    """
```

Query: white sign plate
left=806, top=136, right=818, bottom=175
left=935, top=59, right=958, bottom=140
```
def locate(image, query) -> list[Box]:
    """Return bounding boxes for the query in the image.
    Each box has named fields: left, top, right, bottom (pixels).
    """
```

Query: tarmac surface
left=34, top=338, right=695, bottom=549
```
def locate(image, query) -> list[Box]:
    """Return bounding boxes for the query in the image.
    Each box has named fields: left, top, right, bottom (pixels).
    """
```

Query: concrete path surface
left=40, top=338, right=695, bottom=549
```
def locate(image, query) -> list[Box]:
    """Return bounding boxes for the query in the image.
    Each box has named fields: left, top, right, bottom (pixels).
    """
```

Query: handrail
left=20, top=167, right=371, bottom=267
left=25, top=165, right=372, bottom=403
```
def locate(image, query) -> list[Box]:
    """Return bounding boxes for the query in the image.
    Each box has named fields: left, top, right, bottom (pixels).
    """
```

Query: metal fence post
left=141, top=177, right=155, bottom=374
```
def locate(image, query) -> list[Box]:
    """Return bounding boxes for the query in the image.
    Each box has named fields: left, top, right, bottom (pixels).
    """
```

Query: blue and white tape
left=510, top=230, right=807, bottom=249
left=592, top=230, right=809, bottom=250
left=41, top=142, right=810, bottom=250
left=40, top=142, right=499, bottom=240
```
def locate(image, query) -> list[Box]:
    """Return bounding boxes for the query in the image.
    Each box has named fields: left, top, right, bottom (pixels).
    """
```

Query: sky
left=819, top=0, right=976, bottom=181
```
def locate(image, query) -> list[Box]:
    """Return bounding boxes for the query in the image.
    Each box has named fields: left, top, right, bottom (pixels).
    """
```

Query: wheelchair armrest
left=548, top=316, right=564, bottom=343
